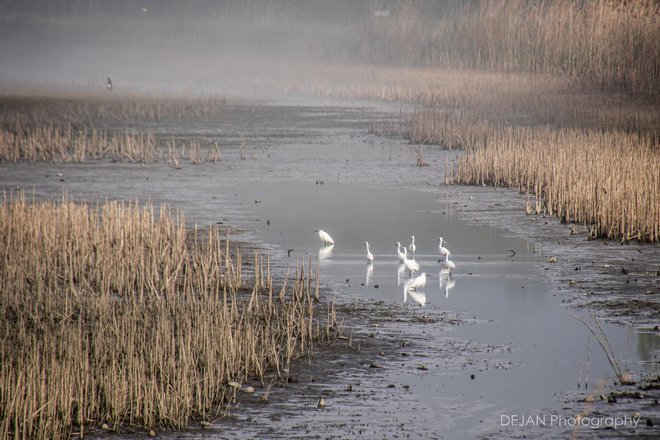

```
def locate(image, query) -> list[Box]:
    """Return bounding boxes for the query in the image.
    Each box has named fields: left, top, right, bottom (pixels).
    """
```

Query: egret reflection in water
left=397, top=263, right=406, bottom=286
left=440, top=272, right=456, bottom=298
left=318, top=244, right=334, bottom=265
left=365, top=262, right=373, bottom=287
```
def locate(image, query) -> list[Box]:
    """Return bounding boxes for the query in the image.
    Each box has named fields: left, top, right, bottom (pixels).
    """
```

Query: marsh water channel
left=1, top=98, right=658, bottom=438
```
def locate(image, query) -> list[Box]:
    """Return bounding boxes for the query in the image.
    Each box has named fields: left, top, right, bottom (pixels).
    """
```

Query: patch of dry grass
left=0, top=193, right=334, bottom=438
left=451, top=125, right=659, bottom=242
left=353, top=0, right=659, bottom=94
left=0, top=95, right=238, bottom=164
left=0, top=123, right=157, bottom=162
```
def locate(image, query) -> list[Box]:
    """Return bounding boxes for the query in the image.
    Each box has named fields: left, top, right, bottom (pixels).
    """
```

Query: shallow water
left=214, top=179, right=658, bottom=438
left=1, top=99, right=657, bottom=438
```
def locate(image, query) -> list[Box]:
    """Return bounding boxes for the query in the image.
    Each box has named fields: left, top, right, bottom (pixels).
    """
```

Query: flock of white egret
left=316, top=229, right=457, bottom=300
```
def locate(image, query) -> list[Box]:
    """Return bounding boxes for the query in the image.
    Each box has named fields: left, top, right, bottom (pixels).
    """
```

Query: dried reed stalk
left=451, top=124, right=659, bottom=242
left=0, top=193, right=335, bottom=438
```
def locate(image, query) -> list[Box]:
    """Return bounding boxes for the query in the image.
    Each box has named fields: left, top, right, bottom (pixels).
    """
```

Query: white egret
left=363, top=241, right=374, bottom=263
left=441, top=252, right=456, bottom=274
left=408, top=235, right=416, bottom=256
left=316, top=229, right=334, bottom=246
left=407, top=272, right=427, bottom=291
left=396, top=242, right=405, bottom=262
left=403, top=278, right=427, bottom=306
left=402, top=247, right=421, bottom=276
left=438, top=237, right=451, bottom=257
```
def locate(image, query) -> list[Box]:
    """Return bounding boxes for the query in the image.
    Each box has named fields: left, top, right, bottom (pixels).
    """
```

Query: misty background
left=1, top=0, right=657, bottom=95
left=0, top=0, right=439, bottom=93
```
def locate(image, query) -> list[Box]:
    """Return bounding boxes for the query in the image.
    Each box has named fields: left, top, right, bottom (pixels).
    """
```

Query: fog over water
left=0, top=1, right=431, bottom=93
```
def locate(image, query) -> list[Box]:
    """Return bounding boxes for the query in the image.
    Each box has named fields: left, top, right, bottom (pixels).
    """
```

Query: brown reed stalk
left=351, top=0, right=659, bottom=94
left=0, top=193, right=333, bottom=438
left=0, top=123, right=158, bottom=163
left=451, top=124, right=659, bottom=242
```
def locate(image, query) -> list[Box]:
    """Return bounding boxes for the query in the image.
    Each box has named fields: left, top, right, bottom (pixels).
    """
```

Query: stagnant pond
left=1, top=99, right=657, bottom=438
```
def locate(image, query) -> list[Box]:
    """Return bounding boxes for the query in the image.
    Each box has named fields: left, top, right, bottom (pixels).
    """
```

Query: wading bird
left=403, top=278, right=427, bottom=306
left=441, top=252, right=456, bottom=275
left=106, top=77, right=113, bottom=91
left=438, top=237, right=450, bottom=257
left=402, top=247, right=421, bottom=276
left=316, top=229, right=334, bottom=246
left=363, top=241, right=374, bottom=263
left=408, top=235, right=416, bottom=256
left=407, top=272, right=427, bottom=291
left=396, top=242, right=406, bottom=262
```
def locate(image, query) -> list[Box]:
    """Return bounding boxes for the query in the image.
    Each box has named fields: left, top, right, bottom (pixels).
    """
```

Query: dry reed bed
left=0, top=123, right=226, bottom=164
left=451, top=125, right=659, bottom=242
left=0, top=124, right=157, bottom=163
left=352, top=0, right=659, bottom=94
left=284, top=64, right=658, bottom=135
left=0, top=94, right=233, bottom=163
left=0, top=94, right=228, bottom=125
left=0, top=194, right=334, bottom=439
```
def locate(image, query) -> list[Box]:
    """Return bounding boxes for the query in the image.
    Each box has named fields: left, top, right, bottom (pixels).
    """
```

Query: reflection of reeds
left=239, top=134, right=247, bottom=160
left=0, top=194, right=334, bottom=438
left=572, top=314, right=634, bottom=385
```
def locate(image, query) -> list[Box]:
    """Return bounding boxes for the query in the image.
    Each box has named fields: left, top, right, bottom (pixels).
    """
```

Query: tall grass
left=0, top=194, right=333, bottom=438
left=0, top=95, right=237, bottom=163
left=451, top=124, right=659, bottom=242
left=355, top=0, right=659, bottom=94
left=0, top=123, right=157, bottom=162
left=0, top=94, right=229, bottom=125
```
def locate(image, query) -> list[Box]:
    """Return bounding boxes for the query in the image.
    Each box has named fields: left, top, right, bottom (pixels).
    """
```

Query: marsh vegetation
left=0, top=193, right=336, bottom=438
left=1, top=1, right=658, bottom=437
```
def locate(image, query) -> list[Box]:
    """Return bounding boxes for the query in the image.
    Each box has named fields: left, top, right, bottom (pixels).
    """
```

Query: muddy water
left=1, top=100, right=658, bottom=438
